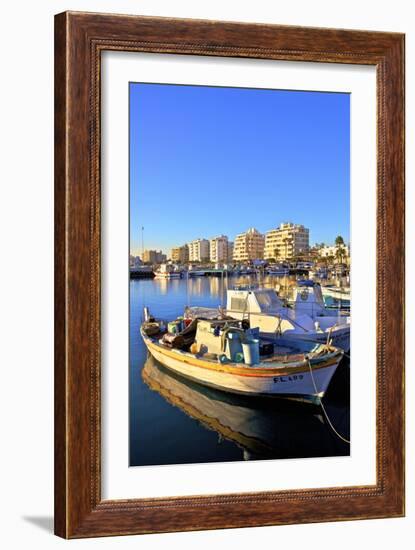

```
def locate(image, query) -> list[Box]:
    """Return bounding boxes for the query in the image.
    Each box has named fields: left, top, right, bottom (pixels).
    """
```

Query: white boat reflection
left=142, top=354, right=349, bottom=460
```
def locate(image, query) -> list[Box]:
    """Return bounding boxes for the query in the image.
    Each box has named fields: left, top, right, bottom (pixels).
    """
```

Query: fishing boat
left=141, top=308, right=343, bottom=401
left=154, top=263, right=182, bottom=279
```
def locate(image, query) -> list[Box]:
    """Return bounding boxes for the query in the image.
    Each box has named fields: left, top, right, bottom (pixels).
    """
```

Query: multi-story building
left=209, top=235, right=229, bottom=263
left=142, top=250, right=166, bottom=264
left=171, top=244, right=189, bottom=264
left=233, top=228, right=265, bottom=262
left=188, top=239, right=210, bottom=262
left=227, top=241, right=234, bottom=264
left=264, top=223, right=309, bottom=260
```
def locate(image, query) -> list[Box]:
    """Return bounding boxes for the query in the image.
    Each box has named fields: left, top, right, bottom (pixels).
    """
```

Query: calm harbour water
left=129, top=275, right=350, bottom=467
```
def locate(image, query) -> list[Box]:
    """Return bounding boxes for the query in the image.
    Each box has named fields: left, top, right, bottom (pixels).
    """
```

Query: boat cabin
left=226, top=286, right=284, bottom=317
left=291, top=281, right=326, bottom=316
left=225, top=287, right=300, bottom=335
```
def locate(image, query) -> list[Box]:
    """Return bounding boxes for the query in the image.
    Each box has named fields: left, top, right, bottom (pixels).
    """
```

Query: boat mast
left=141, top=226, right=146, bottom=316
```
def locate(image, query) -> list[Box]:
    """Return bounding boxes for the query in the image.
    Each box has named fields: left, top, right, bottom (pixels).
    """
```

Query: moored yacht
left=184, top=282, right=349, bottom=352
left=223, top=282, right=350, bottom=352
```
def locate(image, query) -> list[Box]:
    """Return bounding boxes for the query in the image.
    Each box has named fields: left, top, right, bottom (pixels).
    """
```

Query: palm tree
left=283, top=237, right=292, bottom=261
left=335, top=247, right=344, bottom=264
left=327, top=254, right=335, bottom=266
left=335, top=235, right=345, bottom=264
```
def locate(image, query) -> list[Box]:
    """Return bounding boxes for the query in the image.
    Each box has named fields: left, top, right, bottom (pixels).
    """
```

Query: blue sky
left=130, top=83, right=350, bottom=256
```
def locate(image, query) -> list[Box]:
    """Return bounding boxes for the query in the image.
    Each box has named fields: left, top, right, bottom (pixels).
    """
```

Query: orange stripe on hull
left=145, top=338, right=340, bottom=379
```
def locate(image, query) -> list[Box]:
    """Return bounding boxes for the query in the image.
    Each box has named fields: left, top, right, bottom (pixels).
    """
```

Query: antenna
left=141, top=226, right=144, bottom=260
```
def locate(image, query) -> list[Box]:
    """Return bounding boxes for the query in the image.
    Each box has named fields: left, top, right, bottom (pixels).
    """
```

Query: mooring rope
left=306, top=357, right=350, bottom=444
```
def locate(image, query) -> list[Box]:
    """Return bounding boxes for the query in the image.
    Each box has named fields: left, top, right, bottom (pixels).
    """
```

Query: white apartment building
left=209, top=235, right=229, bottom=263
left=264, top=222, right=309, bottom=260
left=233, top=228, right=265, bottom=261
left=188, top=239, right=210, bottom=262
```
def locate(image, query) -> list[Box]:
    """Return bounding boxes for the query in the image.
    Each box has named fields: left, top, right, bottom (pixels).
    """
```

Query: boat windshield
left=255, top=291, right=282, bottom=311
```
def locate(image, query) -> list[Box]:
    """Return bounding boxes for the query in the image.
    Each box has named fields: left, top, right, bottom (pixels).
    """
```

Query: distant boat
left=141, top=309, right=343, bottom=401
left=321, top=285, right=351, bottom=302
left=187, top=265, right=206, bottom=277
left=266, top=264, right=290, bottom=276
left=154, top=264, right=181, bottom=279
left=129, top=265, right=155, bottom=279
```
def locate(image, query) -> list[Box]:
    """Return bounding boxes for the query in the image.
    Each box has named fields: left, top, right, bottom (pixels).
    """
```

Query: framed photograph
left=54, top=11, right=405, bottom=538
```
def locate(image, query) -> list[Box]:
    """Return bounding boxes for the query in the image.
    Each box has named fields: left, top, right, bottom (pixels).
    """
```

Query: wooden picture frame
left=54, top=11, right=405, bottom=538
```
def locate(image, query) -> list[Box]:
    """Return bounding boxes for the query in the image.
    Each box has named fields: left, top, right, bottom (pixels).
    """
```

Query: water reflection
left=141, top=354, right=349, bottom=461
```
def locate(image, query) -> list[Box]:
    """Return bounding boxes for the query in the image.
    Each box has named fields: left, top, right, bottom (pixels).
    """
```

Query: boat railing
left=188, top=305, right=276, bottom=321
left=188, top=295, right=348, bottom=323
left=188, top=305, right=304, bottom=326
left=282, top=299, right=348, bottom=318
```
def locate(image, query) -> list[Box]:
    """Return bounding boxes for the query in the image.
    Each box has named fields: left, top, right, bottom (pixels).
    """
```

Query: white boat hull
left=143, top=337, right=340, bottom=400
left=253, top=324, right=350, bottom=353
left=322, top=287, right=351, bottom=301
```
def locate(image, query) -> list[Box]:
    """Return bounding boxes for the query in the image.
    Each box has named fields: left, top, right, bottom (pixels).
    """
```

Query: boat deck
left=144, top=330, right=310, bottom=367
